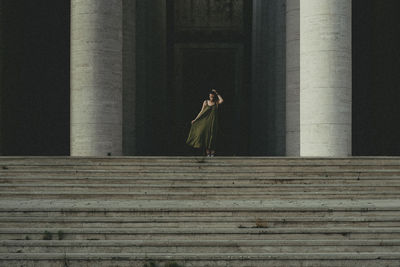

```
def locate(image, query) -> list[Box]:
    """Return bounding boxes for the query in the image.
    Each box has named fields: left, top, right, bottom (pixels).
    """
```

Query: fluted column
left=0, top=0, right=3, bottom=155
left=300, top=0, right=352, bottom=156
left=286, top=0, right=300, bottom=156
left=70, top=0, right=122, bottom=156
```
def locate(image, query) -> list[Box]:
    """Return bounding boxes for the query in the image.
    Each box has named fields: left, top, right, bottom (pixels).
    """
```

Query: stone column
left=122, top=0, right=136, bottom=155
left=300, top=0, right=352, bottom=156
left=285, top=0, right=300, bottom=156
left=70, top=0, right=123, bottom=156
left=0, top=0, right=3, bottom=155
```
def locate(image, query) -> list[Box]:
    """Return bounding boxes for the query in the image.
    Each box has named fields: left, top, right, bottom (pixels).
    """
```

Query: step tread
left=1, top=252, right=400, bottom=260
left=2, top=239, right=400, bottom=246
left=1, top=199, right=399, bottom=211
left=2, top=227, right=400, bottom=234
left=2, top=183, right=399, bottom=188
left=1, top=216, right=399, bottom=222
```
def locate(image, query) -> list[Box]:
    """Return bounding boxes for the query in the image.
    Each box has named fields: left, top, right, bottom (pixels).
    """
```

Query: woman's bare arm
left=192, top=100, right=207, bottom=123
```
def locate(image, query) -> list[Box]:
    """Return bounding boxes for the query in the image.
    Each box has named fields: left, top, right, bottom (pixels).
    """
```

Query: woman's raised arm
left=212, top=89, right=224, bottom=104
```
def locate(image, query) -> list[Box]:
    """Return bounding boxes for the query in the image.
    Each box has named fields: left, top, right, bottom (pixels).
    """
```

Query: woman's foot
left=210, top=150, right=215, bottom=157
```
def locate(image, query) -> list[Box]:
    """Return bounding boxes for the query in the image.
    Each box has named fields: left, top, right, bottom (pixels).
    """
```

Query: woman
left=186, top=89, right=224, bottom=157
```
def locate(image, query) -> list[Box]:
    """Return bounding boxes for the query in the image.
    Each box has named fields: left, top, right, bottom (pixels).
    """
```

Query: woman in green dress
left=186, top=89, right=224, bottom=157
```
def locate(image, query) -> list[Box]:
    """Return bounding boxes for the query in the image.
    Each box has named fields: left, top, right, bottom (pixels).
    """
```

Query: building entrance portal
left=167, top=0, right=252, bottom=156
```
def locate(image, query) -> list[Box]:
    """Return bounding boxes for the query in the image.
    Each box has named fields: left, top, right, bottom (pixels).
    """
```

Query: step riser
left=3, top=171, right=400, bottom=177
left=4, top=166, right=400, bottom=172
left=2, top=246, right=400, bottom=253
left=2, top=259, right=400, bottom=267
left=2, top=222, right=400, bottom=228
left=3, top=189, right=399, bottom=195
left=0, top=156, right=399, bottom=162
left=3, top=179, right=400, bottom=185
left=0, top=213, right=400, bottom=221
left=2, top=185, right=399, bottom=191
left=3, top=233, right=399, bottom=240
left=2, top=194, right=398, bottom=200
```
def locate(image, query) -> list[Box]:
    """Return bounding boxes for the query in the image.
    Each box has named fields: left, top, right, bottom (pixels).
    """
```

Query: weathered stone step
left=2, top=215, right=398, bottom=223
left=3, top=167, right=400, bottom=174
left=3, top=210, right=398, bottom=219
left=1, top=239, right=400, bottom=253
left=2, top=215, right=399, bottom=221
left=2, top=183, right=398, bottom=191
left=3, top=164, right=400, bottom=172
left=2, top=199, right=398, bottom=212
left=4, top=227, right=399, bottom=234
left=1, top=156, right=400, bottom=165
left=1, top=252, right=400, bottom=267
left=3, top=177, right=400, bottom=185
left=1, top=215, right=399, bottom=228
left=2, top=227, right=400, bottom=241
left=1, top=221, right=398, bottom=229
left=3, top=171, right=400, bottom=179
left=2, top=192, right=399, bottom=200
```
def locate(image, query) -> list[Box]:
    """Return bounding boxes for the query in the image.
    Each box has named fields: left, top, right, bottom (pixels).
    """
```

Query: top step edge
left=1, top=156, right=400, bottom=159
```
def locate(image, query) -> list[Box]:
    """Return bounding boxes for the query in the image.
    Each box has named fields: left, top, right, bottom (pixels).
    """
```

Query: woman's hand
left=191, top=120, right=196, bottom=124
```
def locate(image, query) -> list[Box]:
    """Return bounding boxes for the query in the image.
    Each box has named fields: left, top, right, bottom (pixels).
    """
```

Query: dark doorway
left=353, top=0, right=400, bottom=155
left=167, top=0, right=252, bottom=156
left=0, top=0, right=70, bottom=155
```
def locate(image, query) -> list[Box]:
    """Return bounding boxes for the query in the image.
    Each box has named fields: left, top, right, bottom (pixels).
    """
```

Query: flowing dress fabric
left=186, top=102, right=218, bottom=150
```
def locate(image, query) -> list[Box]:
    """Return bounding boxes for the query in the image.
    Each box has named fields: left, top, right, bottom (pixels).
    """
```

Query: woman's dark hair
left=209, top=91, right=218, bottom=103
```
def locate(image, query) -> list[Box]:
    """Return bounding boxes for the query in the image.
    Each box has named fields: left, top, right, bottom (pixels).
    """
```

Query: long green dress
left=186, top=101, right=219, bottom=150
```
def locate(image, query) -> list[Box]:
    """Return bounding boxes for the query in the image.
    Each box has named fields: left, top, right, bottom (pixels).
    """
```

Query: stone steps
left=1, top=157, right=400, bottom=266
left=2, top=184, right=399, bottom=192
left=1, top=252, right=400, bottom=267
left=3, top=171, right=400, bottom=179
left=2, top=240, right=400, bottom=253
left=2, top=227, right=400, bottom=241
left=3, top=164, right=400, bottom=171
left=3, top=192, right=399, bottom=201
left=3, top=175, right=400, bottom=181
left=1, top=217, right=399, bottom=228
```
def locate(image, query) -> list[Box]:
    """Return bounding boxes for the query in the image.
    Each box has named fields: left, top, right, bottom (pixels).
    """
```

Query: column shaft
left=0, top=0, right=2, bottom=155
left=70, top=0, right=123, bottom=156
left=122, top=0, right=136, bottom=155
left=300, top=0, right=352, bottom=156
left=286, top=0, right=300, bottom=156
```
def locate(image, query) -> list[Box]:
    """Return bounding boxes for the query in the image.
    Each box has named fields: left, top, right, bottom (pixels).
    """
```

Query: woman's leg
left=206, top=149, right=210, bottom=156
left=210, top=150, right=215, bottom=157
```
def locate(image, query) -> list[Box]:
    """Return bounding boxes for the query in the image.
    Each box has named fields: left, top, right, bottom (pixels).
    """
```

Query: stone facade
left=1, top=0, right=400, bottom=156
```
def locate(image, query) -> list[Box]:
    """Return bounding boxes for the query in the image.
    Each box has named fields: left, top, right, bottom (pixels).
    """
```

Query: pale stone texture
left=122, top=0, right=136, bottom=155
left=286, top=0, right=300, bottom=156
left=300, top=0, right=352, bottom=156
left=70, top=0, right=123, bottom=156
left=0, top=0, right=3, bottom=155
